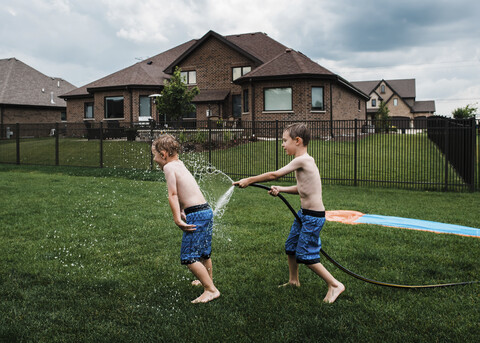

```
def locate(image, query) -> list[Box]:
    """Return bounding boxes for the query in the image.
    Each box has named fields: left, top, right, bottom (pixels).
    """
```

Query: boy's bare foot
left=323, top=283, right=345, bottom=303
left=191, top=280, right=201, bottom=286
left=191, top=289, right=220, bottom=304
left=278, top=281, right=300, bottom=288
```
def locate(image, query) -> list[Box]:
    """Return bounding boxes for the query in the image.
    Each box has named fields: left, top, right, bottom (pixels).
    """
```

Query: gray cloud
left=1, top=0, right=479, bottom=115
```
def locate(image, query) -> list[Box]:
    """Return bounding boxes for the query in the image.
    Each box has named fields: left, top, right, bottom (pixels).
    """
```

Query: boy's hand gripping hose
left=246, top=183, right=479, bottom=289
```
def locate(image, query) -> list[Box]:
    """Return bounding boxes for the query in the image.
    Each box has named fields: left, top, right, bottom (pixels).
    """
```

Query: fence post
left=55, top=122, right=59, bottom=166
left=208, top=117, right=212, bottom=165
left=99, top=122, right=103, bottom=168
left=444, top=119, right=449, bottom=191
left=354, top=119, right=358, bottom=186
left=150, top=119, right=154, bottom=170
left=469, top=117, right=475, bottom=192
left=275, top=120, right=279, bottom=171
left=15, top=123, right=20, bottom=165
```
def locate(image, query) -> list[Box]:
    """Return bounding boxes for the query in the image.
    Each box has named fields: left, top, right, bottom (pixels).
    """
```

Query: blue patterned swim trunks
left=285, top=208, right=325, bottom=265
left=180, top=203, right=213, bottom=265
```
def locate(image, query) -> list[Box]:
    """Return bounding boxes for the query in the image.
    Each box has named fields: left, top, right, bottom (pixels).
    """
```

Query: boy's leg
left=187, top=261, right=220, bottom=303
left=191, top=257, right=213, bottom=286
left=281, top=214, right=302, bottom=287
left=307, top=262, right=345, bottom=303
left=279, top=254, right=300, bottom=287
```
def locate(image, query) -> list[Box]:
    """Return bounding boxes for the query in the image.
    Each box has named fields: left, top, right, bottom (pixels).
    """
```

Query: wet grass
left=0, top=164, right=479, bottom=342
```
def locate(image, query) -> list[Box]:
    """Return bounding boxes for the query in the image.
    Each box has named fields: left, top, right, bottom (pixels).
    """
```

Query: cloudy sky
left=2, top=0, right=480, bottom=116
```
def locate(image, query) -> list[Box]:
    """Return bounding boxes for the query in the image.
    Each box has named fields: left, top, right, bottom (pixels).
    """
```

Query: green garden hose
left=249, top=183, right=479, bottom=289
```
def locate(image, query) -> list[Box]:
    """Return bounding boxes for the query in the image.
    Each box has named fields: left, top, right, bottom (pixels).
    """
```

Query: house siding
left=246, top=79, right=364, bottom=122
left=2, top=106, right=65, bottom=124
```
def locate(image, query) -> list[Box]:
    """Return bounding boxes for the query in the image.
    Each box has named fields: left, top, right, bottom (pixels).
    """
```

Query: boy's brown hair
left=284, top=123, right=310, bottom=146
left=152, top=134, right=181, bottom=156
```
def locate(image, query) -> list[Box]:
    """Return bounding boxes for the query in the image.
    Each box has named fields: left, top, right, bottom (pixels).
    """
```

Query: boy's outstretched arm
left=269, top=185, right=298, bottom=196
left=233, top=171, right=279, bottom=188
left=233, top=158, right=302, bottom=188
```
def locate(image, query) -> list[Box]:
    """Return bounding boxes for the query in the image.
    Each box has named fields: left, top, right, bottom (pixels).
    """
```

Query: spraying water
left=181, top=154, right=234, bottom=219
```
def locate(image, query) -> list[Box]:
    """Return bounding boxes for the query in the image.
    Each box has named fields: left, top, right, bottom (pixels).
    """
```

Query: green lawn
left=1, top=164, right=479, bottom=342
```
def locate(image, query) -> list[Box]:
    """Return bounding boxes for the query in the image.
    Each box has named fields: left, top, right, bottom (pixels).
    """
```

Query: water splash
left=213, top=185, right=234, bottom=218
left=182, top=154, right=234, bottom=219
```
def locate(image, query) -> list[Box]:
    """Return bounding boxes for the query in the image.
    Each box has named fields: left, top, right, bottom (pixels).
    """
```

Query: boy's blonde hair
left=152, top=134, right=180, bottom=156
left=284, top=123, right=310, bottom=146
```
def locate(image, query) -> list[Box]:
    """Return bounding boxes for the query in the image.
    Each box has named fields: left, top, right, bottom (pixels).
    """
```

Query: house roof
left=235, top=48, right=336, bottom=80
left=0, top=58, right=76, bottom=107
left=413, top=100, right=435, bottom=113
left=192, top=89, right=230, bottom=103
left=351, top=79, right=416, bottom=99
left=234, top=48, right=369, bottom=99
left=164, top=31, right=287, bottom=74
left=61, top=40, right=196, bottom=98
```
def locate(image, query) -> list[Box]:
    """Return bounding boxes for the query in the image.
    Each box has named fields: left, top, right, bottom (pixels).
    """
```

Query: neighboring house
left=61, top=30, right=369, bottom=126
left=351, top=79, right=435, bottom=129
left=0, top=58, right=76, bottom=137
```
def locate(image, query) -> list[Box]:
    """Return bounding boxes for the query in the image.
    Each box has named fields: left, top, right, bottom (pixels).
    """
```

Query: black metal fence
left=1, top=118, right=478, bottom=191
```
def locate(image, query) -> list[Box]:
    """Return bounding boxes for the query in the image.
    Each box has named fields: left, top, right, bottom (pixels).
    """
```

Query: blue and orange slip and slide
left=325, top=210, right=480, bottom=238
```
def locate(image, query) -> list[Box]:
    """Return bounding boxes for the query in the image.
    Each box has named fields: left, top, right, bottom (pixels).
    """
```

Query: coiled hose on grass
left=249, top=183, right=479, bottom=289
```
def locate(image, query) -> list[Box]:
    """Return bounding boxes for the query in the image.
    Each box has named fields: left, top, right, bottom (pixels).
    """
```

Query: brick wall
left=2, top=106, right=65, bottom=124
left=178, top=35, right=255, bottom=120
left=246, top=79, right=365, bottom=122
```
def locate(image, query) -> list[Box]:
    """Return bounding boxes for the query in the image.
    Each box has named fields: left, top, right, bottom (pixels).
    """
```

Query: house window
left=264, top=87, right=292, bottom=111
left=61, top=111, right=67, bottom=121
left=232, top=66, right=251, bottom=81
left=183, top=104, right=196, bottom=119
left=105, top=96, right=124, bottom=119
left=180, top=70, right=196, bottom=84
left=84, top=102, right=94, bottom=119
left=393, top=98, right=398, bottom=106
left=232, top=94, right=242, bottom=118
left=381, top=85, right=386, bottom=93
left=371, top=99, right=377, bottom=107
left=311, top=87, right=324, bottom=110
left=243, top=89, right=249, bottom=112
left=139, top=96, right=151, bottom=120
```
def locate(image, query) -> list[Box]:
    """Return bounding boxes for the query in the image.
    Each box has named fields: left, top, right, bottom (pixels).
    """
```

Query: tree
left=156, top=66, right=199, bottom=122
left=451, top=103, right=477, bottom=119
left=376, top=100, right=390, bottom=132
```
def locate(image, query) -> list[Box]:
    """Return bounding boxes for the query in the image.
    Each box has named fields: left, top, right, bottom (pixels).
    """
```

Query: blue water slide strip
left=354, top=214, right=480, bottom=237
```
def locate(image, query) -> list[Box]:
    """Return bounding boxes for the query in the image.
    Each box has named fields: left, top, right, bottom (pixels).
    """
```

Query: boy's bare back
left=163, top=160, right=206, bottom=210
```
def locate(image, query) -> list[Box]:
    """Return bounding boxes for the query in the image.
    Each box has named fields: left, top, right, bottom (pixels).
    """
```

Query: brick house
left=0, top=58, right=76, bottom=137
left=351, top=79, right=435, bottom=128
left=61, top=31, right=369, bottom=126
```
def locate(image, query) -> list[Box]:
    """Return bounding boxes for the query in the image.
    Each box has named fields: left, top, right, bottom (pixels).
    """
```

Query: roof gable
left=61, top=40, right=196, bottom=98
left=164, top=30, right=287, bottom=74
left=0, top=58, right=76, bottom=107
left=351, top=79, right=416, bottom=99
left=236, top=48, right=335, bottom=80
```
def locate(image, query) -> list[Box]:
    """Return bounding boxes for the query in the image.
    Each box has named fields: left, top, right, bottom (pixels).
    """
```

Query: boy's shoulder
left=295, top=152, right=315, bottom=164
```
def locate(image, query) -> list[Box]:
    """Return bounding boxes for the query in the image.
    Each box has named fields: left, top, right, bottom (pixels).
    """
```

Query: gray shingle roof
left=0, top=58, right=76, bottom=107
left=61, top=40, right=196, bottom=98
left=235, top=48, right=335, bottom=80
left=351, top=79, right=416, bottom=98
left=192, top=89, right=230, bottom=103
left=413, top=100, right=436, bottom=113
